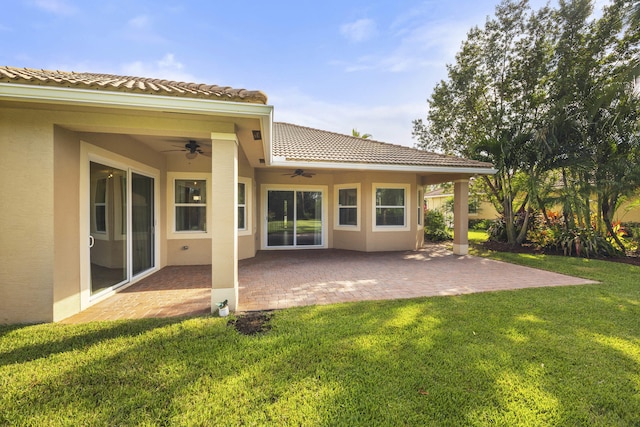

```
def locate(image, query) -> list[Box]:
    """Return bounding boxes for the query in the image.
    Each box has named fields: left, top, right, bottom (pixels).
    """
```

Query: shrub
left=487, top=218, right=507, bottom=242
left=424, top=210, right=452, bottom=242
left=528, top=211, right=622, bottom=258
left=469, top=219, right=492, bottom=230
left=556, top=227, right=620, bottom=258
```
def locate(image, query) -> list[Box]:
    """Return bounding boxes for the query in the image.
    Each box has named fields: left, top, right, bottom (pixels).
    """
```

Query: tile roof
left=0, top=66, right=268, bottom=104
left=273, top=122, right=494, bottom=169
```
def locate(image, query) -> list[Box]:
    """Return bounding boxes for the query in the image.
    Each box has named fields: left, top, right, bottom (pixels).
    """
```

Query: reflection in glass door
left=267, top=190, right=322, bottom=247
left=90, top=161, right=127, bottom=295
left=296, top=191, right=322, bottom=245
left=89, top=162, right=155, bottom=296
left=132, top=173, right=154, bottom=276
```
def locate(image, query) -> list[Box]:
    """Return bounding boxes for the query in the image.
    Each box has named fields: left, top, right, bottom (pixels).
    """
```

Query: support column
left=210, top=132, right=239, bottom=312
left=453, top=179, right=469, bottom=255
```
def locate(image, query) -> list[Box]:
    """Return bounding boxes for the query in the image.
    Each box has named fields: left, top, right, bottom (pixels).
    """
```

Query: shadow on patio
left=62, top=245, right=597, bottom=324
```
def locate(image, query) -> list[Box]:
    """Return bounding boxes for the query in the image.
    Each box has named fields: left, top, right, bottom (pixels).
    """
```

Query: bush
left=424, top=210, right=452, bottom=242
left=556, top=227, right=620, bottom=258
left=487, top=218, right=507, bottom=242
left=469, top=219, right=493, bottom=230
left=528, top=211, right=622, bottom=258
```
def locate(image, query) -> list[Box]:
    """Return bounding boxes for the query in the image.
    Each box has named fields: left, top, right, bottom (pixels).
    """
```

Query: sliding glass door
left=132, top=172, right=154, bottom=276
left=89, top=161, right=155, bottom=296
left=267, top=189, right=323, bottom=247
left=89, top=162, right=127, bottom=294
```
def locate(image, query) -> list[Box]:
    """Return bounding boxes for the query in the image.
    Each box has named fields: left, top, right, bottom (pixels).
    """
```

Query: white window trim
left=238, top=176, right=252, bottom=236
left=167, top=172, right=211, bottom=239
left=334, top=183, right=361, bottom=231
left=372, top=183, right=411, bottom=232
left=80, top=141, right=160, bottom=311
left=417, top=188, right=423, bottom=226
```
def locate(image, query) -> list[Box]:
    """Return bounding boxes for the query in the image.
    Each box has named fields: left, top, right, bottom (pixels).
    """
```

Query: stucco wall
left=255, top=169, right=424, bottom=252
left=53, top=126, right=81, bottom=321
left=0, top=106, right=55, bottom=323
left=0, top=101, right=253, bottom=323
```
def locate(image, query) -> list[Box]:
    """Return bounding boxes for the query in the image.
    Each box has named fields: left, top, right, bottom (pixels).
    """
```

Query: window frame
left=372, top=183, right=411, bottom=232
left=237, top=176, right=252, bottom=236
left=334, top=183, right=361, bottom=231
left=167, top=172, right=211, bottom=239
left=417, top=188, right=423, bottom=226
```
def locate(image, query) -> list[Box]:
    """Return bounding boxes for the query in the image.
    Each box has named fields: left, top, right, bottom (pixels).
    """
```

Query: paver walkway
left=62, top=246, right=598, bottom=323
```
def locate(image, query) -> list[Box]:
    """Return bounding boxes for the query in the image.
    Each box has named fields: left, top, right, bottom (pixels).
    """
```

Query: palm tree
left=351, top=128, right=372, bottom=139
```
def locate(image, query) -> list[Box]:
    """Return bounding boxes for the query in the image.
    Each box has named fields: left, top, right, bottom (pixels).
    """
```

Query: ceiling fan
left=284, top=169, right=315, bottom=178
left=162, top=140, right=211, bottom=159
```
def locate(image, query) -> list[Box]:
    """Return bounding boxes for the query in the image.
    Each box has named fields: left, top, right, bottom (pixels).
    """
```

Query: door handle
left=89, top=235, right=95, bottom=248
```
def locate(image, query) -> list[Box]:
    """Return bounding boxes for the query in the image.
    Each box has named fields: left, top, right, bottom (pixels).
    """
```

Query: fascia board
left=270, top=158, right=498, bottom=175
left=0, top=82, right=273, bottom=118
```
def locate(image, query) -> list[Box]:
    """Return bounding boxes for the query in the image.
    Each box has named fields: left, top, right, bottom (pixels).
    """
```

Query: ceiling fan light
left=185, top=151, right=198, bottom=160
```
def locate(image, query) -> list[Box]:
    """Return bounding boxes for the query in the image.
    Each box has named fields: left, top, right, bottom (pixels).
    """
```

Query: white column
left=453, top=179, right=469, bottom=255
left=210, top=132, right=239, bottom=312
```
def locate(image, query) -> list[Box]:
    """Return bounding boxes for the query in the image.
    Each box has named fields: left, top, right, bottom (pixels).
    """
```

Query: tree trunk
left=537, top=195, right=551, bottom=226
left=602, top=197, right=625, bottom=253
left=515, top=208, right=531, bottom=245
left=504, top=196, right=517, bottom=246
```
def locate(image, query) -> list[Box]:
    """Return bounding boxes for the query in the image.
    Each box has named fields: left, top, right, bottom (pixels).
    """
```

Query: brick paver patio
left=61, top=245, right=598, bottom=323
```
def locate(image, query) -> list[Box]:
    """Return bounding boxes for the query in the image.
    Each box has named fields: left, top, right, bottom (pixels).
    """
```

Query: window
left=238, top=177, right=252, bottom=236
left=417, top=189, right=423, bottom=226
left=94, top=178, right=107, bottom=232
left=238, top=182, right=246, bottom=230
left=334, top=183, right=360, bottom=231
left=175, top=179, right=206, bottom=232
left=373, top=183, right=410, bottom=231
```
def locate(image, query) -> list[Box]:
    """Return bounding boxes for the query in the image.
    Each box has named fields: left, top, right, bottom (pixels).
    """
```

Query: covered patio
left=61, top=246, right=597, bottom=323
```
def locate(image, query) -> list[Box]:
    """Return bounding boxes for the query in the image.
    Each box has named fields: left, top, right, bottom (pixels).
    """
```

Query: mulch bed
left=481, top=241, right=640, bottom=267
left=228, top=311, right=273, bottom=335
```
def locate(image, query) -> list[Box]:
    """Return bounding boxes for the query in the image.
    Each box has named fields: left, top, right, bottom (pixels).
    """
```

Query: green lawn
left=2, top=242, right=640, bottom=426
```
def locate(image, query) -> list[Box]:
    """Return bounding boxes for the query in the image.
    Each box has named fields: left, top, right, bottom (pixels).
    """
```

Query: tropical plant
left=413, top=0, right=640, bottom=251
left=351, top=128, right=372, bottom=139
left=424, top=210, right=452, bottom=242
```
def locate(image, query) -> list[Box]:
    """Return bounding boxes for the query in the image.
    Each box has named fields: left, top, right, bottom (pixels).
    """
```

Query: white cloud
left=269, top=88, right=423, bottom=147
left=340, top=18, right=377, bottom=43
left=128, top=15, right=151, bottom=29
left=340, top=20, right=469, bottom=74
left=123, top=14, right=165, bottom=43
left=121, top=54, right=197, bottom=82
left=31, top=0, right=76, bottom=15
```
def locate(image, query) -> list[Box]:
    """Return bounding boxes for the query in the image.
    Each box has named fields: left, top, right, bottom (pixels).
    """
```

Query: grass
left=2, top=236, right=640, bottom=426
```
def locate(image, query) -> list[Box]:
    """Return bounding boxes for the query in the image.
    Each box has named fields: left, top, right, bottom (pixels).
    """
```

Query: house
left=0, top=66, right=496, bottom=324
left=425, top=186, right=640, bottom=226
left=424, top=186, right=498, bottom=223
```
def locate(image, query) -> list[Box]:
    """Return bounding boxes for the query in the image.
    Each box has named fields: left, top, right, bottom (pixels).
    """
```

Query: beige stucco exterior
left=0, top=84, right=486, bottom=324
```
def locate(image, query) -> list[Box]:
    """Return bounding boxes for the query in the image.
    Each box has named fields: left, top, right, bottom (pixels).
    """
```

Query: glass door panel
left=90, top=161, right=127, bottom=295
left=132, top=173, right=154, bottom=276
left=296, top=191, right=322, bottom=246
left=267, top=190, right=294, bottom=246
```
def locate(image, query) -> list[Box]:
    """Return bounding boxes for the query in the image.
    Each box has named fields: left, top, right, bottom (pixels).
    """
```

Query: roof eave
left=0, top=82, right=273, bottom=117
left=270, top=158, right=497, bottom=175
left=1, top=82, right=274, bottom=161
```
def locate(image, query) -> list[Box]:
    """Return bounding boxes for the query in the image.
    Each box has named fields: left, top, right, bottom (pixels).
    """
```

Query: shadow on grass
left=1, top=276, right=640, bottom=425
left=0, top=317, right=193, bottom=366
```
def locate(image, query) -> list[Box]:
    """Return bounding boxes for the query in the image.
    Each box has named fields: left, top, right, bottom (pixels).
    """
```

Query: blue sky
left=0, top=0, right=600, bottom=146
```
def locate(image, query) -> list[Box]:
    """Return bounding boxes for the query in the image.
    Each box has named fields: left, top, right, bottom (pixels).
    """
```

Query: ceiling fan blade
left=199, top=152, right=212, bottom=157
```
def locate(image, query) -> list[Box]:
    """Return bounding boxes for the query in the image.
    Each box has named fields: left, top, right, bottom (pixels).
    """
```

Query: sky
left=0, top=0, right=606, bottom=147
